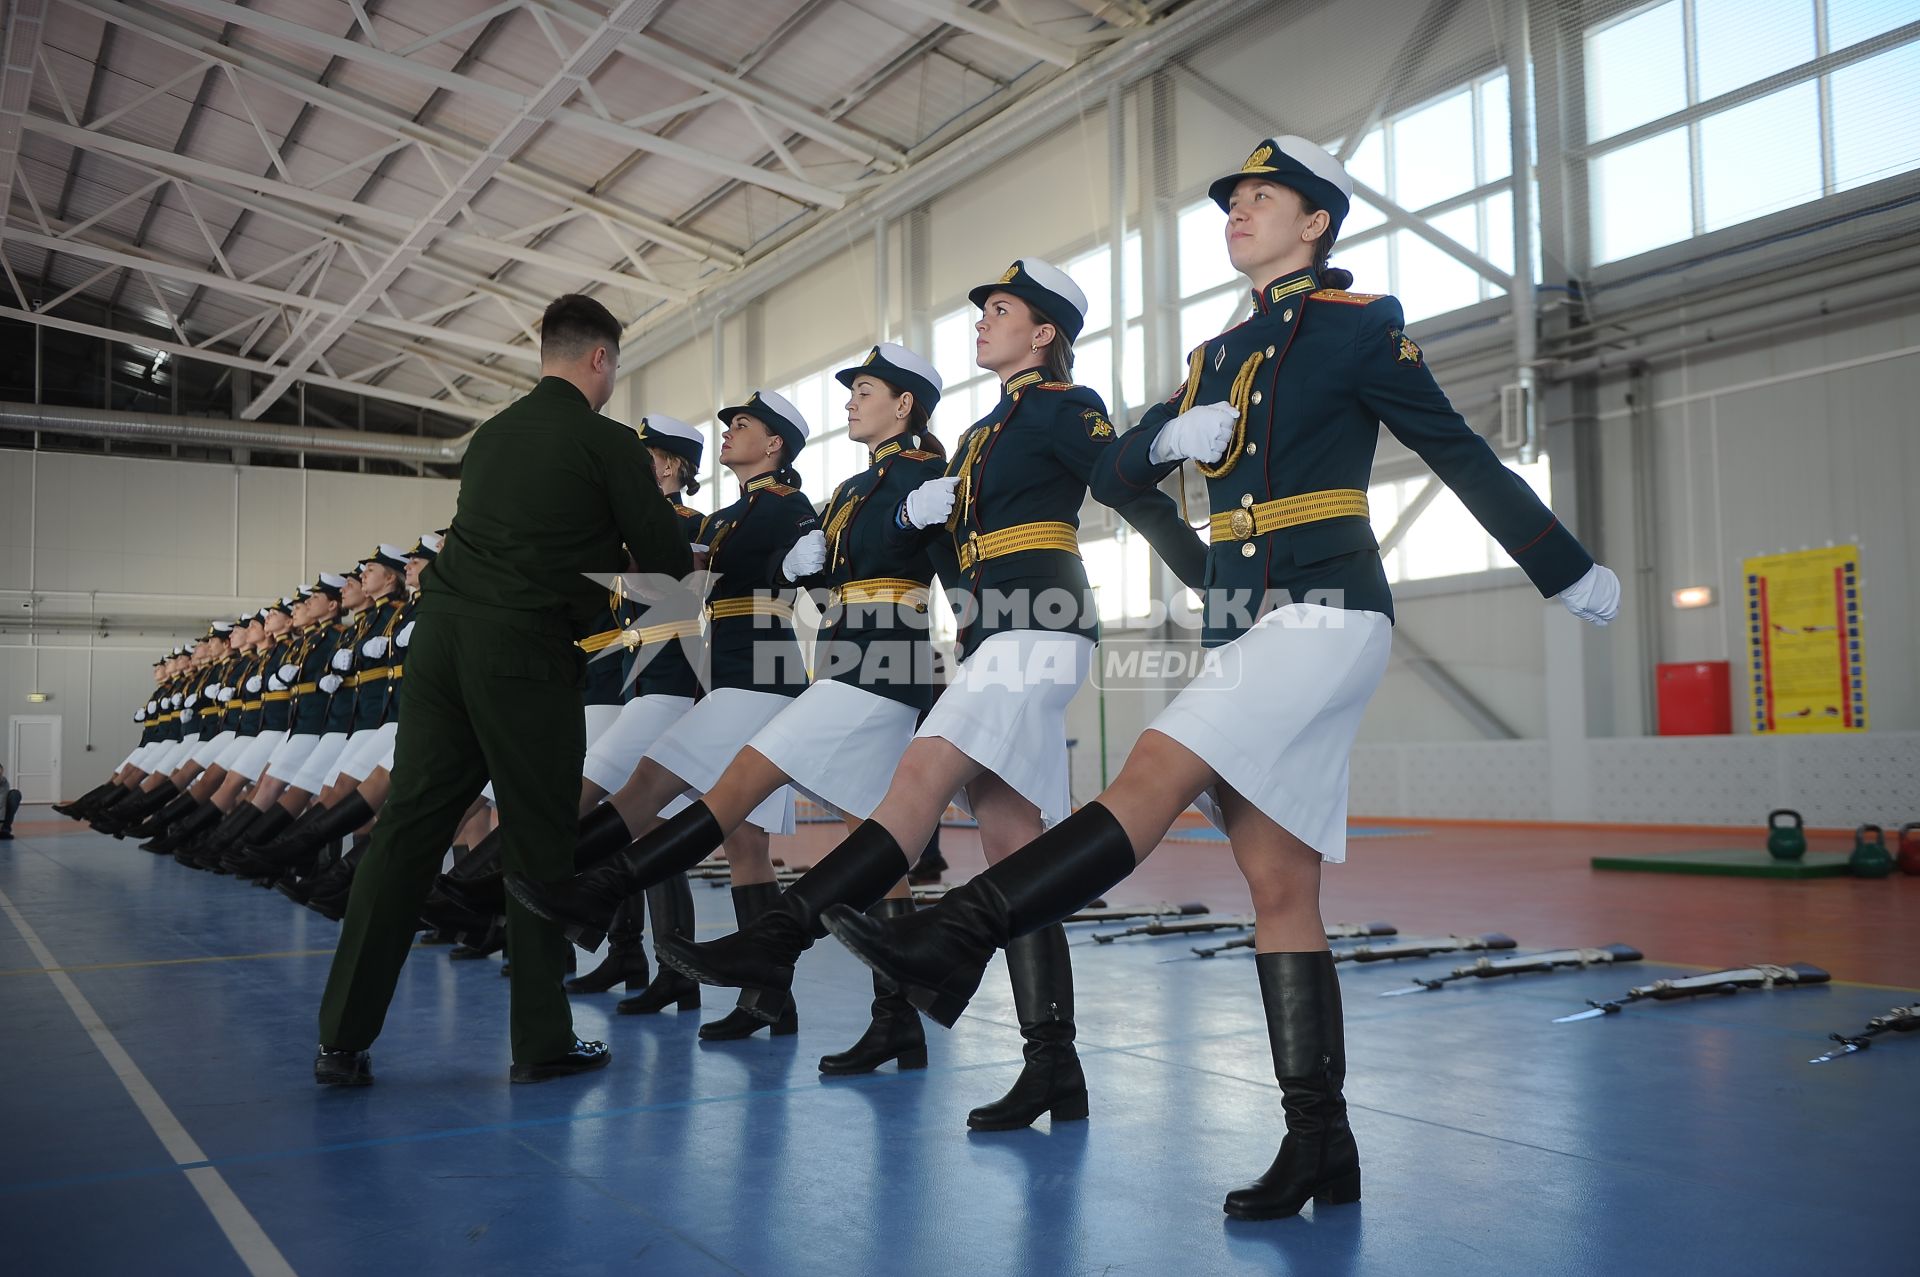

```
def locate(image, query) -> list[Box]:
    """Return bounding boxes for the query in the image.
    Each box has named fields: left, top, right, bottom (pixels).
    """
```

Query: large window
left=1584, top=1, right=1920, bottom=265
left=1368, top=455, right=1552, bottom=585
left=1082, top=523, right=1155, bottom=623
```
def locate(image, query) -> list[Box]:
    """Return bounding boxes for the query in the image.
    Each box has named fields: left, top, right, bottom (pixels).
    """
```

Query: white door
left=8, top=716, right=61, bottom=803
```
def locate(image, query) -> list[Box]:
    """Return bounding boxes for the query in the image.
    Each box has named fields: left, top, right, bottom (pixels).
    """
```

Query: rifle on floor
left=1065, top=902, right=1207, bottom=924
left=1380, top=944, right=1642, bottom=996
left=1192, top=932, right=1514, bottom=961
left=1093, top=918, right=1396, bottom=945
left=1810, top=1003, right=1920, bottom=1063
left=1552, top=962, right=1830, bottom=1022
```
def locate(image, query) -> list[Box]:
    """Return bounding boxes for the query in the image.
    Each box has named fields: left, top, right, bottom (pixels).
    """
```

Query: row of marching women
left=53, top=134, right=1622, bottom=1222
left=55, top=537, right=440, bottom=919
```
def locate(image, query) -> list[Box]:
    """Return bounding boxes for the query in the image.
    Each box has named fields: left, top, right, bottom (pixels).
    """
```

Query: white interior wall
left=0, top=451, right=457, bottom=793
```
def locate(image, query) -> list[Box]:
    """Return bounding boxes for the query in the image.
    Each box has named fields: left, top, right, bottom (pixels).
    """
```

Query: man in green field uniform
left=316, top=295, right=694, bottom=1085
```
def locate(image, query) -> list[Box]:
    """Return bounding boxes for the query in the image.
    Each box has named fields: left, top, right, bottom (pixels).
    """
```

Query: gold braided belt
left=957, top=521, right=1080, bottom=572
left=618, top=620, right=701, bottom=649
left=576, top=628, right=625, bottom=654
left=348, top=667, right=393, bottom=688
left=262, top=690, right=294, bottom=703
left=706, top=597, right=796, bottom=623
left=291, top=681, right=319, bottom=695
left=238, top=699, right=264, bottom=712
left=1208, top=489, right=1370, bottom=544
left=829, top=578, right=930, bottom=611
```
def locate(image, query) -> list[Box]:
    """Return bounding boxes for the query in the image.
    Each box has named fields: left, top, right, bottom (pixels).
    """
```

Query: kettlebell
left=1897, top=822, right=1920, bottom=877
left=1849, top=824, right=1894, bottom=879
left=1766, top=809, right=1807, bottom=861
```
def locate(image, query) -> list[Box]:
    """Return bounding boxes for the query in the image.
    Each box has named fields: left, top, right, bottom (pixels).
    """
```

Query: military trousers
left=318, top=602, right=585, bottom=1065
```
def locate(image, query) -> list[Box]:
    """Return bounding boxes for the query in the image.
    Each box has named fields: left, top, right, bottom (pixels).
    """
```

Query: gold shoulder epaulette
left=672, top=503, right=698, bottom=517
left=1037, top=380, right=1079, bottom=391
left=761, top=482, right=799, bottom=496
left=1309, top=289, right=1383, bottom=305
left=899, top=448, right=941, bottom=461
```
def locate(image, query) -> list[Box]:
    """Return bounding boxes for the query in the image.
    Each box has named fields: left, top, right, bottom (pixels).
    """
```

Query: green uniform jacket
left=423, top=379, right=693, bottom=636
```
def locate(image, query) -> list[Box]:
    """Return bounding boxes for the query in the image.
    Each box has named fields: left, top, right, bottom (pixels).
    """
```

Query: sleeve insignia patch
left=1082, top=408, right=1114, bottom=439
left=1392, top=329, right=1422, bottom=365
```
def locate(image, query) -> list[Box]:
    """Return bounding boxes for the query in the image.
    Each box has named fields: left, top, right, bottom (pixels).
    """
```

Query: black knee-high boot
left=57, top=781, right=121, bottom=819
left=201, top=805, right=265, bottom=871
left=148, top=801, right=222, bottom=860
left=226, top=806, right=295, bottom=879
left=91, top=781, right=176, bottom=835
left=966, top=925, right=1086, bottom=1130
left=825, top=802, right=1136, bottom=1028
left=1224, top=951, right=1360, bottom=1220
left=506, top=803, right=723, bottom=949
left=698, top=884, right=798, bottom=1040
left=660, top=819, right=910, bottom=1023
left=254, top=793, right=375, bottom=876
left=818, top=897, right=927, bottom=1075
left=616, top=876, right=701, bottom=1015
left=567, top=895, right=649, bottom=993
left=132, top=791, right=200, bottom=845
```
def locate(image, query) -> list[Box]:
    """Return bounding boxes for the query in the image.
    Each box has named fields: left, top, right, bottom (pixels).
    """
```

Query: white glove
left=331, top=648, right=354, bottom=672
left=245, top=675, right=263, bottom=694
left=1149, top=401, right=1238, bottom=465
left=185, top=692, right=200, bottom=708
left=903, top=475, right=961, bottom=529
left=218, top=686, right=235, bottom=702
left=396, top=620, right=415, bottom=648
left=171, top=693, right=183, bottom=708
left=1559, top=563, right=1622, bottom=626
left=134, top=709, right=145, bottom=722
left=781, top=530, right=828, bottom=582
left=362, top=635, right=389, bottom=659
left=181, top=707, right=195, bottom=723
left=319, top=673, right=343, bottom=694
left=147, top=700, right=158, bottom=714
left=279, top=663, right=299, bottom=683
left=267, top=674, right=285, bottom=692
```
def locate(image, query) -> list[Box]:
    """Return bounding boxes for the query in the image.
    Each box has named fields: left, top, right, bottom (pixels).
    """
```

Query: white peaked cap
left=643, top=414, right=703, bottom=445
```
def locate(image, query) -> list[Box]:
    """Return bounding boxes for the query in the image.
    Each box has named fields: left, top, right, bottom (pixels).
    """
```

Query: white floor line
left=0, top=887, right=297, bottom=1277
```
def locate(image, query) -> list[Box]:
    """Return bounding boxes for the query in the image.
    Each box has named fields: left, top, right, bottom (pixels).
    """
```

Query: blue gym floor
left=2, top=812, right=1912, bottom=1276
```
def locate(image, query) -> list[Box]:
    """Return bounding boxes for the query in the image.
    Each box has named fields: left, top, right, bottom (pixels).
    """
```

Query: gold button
left=1251, top=391, right=1263, bottom=405
left=1240, top=542, right=1256, bottom=558
left=1282, top=309, right=1293, bottom=322
left=1265, top=345, right=1275, bottom=357
left=1228, top=508, right=1255, bottom=539
left=1246, top=442, right=1257, bottom=455
left=1240, top=493, right=1254, bottom=508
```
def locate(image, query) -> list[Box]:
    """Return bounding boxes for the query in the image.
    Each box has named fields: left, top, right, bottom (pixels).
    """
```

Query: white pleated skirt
left=228, top=729, right=288, bottom=783
left=284, top=731, right=350, bottom=794
left=915, top=629, right=1094, bottom=828
left=583, top=703, right=623, bottom=748
left=212, top=731, right=256, bottom=770
left=582, top=695, right=695, bottom=794
left=262, top=732, right=322, bottom=784
left=748, top=679, right=920, bottom=822
left=1152, top=603, right=1392, bottom=863
left=150, top=739, right=197, bottom=774
left=333, top=721, right=399, bottom=784
left=187, top=730, right=237, bottom=767
left=644, top=687, right=798, bottom=835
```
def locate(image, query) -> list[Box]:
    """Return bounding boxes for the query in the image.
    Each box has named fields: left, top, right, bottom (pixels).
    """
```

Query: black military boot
left=1223, top=951, right=1361, bottom=1220
left=818, top=897, right=927, bottom=1075
left=567, top=895, right=649, bottom=993
left=91, top=780, right=176, bottom=836
left=697, top=884, right=798, bottom=1040
left=56, top=781, right=121, bottom=819
left=908, top=827, right=948, bottom=885
left=965, top=926, right=1087, bottom=1130
left=225, top=806, right=295, bottom=879
left=202, top=805, right=265, bottom=871
left=506, top=802, right=722, bottom=950
left=616, top=877, right=701, bottom=1015
left=304, top=836, right=369, bottom=920
left=825, top=802, right=1136, bottom=1027
left=147, top=801, right=222, bottom=861
left=132, top=791, right=200, bottom=846
left=661, top=818, right=910, bottom=1023
left=434, top=826, right=507, bottom=917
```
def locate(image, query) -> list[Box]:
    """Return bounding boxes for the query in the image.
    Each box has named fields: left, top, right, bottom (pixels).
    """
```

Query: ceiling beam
left=242, top=0, right=669, bottom=418
left=93, top=0, right=742, bottom=264
left=0, top=303, right=493, bottom=421
left=529, top=0, right=906, bottom=170
left=887, top=0, right=1080, bottom=67
left=0, top=0, right=51, bottom=219
left=145, top=0, right=847, bottom=208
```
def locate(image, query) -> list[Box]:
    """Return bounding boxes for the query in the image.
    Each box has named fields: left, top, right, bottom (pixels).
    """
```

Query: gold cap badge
left=1242, top=143, right=1274, bottom=172
left=999, top=262, right=1021, bottom=284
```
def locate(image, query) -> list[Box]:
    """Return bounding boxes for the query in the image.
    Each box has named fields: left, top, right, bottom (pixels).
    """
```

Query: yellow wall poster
left=1743, top=545, right=1865, bottom=734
